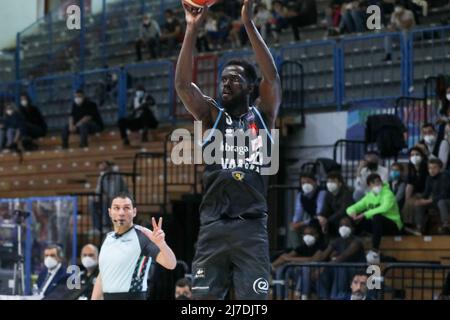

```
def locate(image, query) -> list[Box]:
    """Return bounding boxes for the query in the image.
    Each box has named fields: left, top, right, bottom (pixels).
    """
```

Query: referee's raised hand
left=150, top=217, right=166, bottom=246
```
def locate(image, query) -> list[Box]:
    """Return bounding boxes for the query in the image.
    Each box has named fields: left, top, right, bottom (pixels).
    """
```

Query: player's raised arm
left=175, top=3, right=215, bottom=124
left=241, top=0, right=281, bottom=128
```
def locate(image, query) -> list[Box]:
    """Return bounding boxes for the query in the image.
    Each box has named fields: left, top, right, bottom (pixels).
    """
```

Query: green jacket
left=346, top=183, right=403, bottom=230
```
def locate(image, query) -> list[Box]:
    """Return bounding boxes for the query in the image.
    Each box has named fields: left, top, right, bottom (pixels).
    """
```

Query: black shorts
left=191, top=215, right=270, bottom=300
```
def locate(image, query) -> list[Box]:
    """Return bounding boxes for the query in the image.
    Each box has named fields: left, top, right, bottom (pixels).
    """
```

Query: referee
left=91, top=192, right=177, bottom=300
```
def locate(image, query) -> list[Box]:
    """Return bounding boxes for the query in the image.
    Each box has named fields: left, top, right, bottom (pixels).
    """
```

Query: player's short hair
left=110, top=191, right=136, bottom=207
left=224, top=60, right=258, bottom=85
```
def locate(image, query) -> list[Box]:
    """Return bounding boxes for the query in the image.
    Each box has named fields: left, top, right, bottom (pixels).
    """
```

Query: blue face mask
left=390, top=170, right=400, bottom=180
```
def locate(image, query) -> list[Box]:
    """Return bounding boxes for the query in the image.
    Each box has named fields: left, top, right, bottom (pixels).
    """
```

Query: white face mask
left=424, top=135, right=436, bottom=145
left=44, top=257, right=59, bottom=270
left=372, top=185, right=382, bottom=195
left=21, top=100, right=28, bottom=107
left=303, top=235, right=316, bottom=247
left=410, top=155, right=422, bottom=166
left=326, top=182, right=339, bottom=193
left=135, top=91, right=145, bottom=99
left=339, top=226, right=352, bottom=238
left=74, top=97, right=83, bottom=105
left=5, top=109, right=13, bottom=116
left=394, top=6, right=402, bottom=13
left=302, top=183, right=314, bottom=194
left=446, top=93, right=450, bottom=101
left=81, top=256, right=98, bottom=269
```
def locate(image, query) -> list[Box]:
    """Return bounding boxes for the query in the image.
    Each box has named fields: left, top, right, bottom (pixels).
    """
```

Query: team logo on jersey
left=232, top=171, right=245, bottom=181
left=194, top=268, right=206, bottom=279
left=253, top=278, right=269, bottom=294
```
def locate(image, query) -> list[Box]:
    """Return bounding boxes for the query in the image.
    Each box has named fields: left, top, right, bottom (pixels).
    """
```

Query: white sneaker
left=366, top=250, right=380, bottom=264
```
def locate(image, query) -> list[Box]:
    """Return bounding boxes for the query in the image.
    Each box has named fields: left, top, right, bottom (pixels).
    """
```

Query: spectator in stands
left=417, top=123, right=441, bottom=159
left=271, top=1, right=289, bottom=42
left=160, top=9, right=182, bottom=57
left=383, top=0, right=416, bottom=61
left=135, top=14, right=161, bottom=61
left=36, top=244, right=68, bottom=298
left=347, top=173, right=403, bottom=264
left=290, top=172, right=327, bottom=233
left=436, top=86, right=450, bottom=143
left=353, top=150, right=389, bottom=201
left=272, top=220, right=327, bottom=300
left=175, top=278, right=193, bottom=300
left=18, top=93, right=47, bottom=151
left=316, top=216, right=366, bottom=299
left=414, top=158, right=450, bottom=235
left=438, top=122, right=450, bottom=170
left=339, top=272, right=370, bottom=300
left=389, top=162, right=407, bottom=210
left=0, top=103, right=26, bottom=152
left=61, top=244, right=99, bottom=300
left=89, top=160, right=129, bottom=233
left=402, top=146, right=429, bottom=232
left=254, top=2, right=277, bottom=43
left=284, top=0, right=318, bottom=41
left=61, top=89, right=104, bottom=149
left=322, top=172, right=355, bottom=235
left=438, top=272, right=450, bottom=300
left=338, top=1, right=366, bottom=34
left=118, top=85, right=158, bottom=146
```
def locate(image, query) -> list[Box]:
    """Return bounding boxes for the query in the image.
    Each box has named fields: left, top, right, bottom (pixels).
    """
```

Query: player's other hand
left=182, top=1, right=208, bottom=30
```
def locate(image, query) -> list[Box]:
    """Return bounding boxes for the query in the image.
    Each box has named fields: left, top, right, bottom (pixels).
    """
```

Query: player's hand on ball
left=182, top=0, right=208, bottom=30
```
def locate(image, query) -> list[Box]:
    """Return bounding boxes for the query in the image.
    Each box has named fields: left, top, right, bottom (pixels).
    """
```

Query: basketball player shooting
left=175, top=0, right=282, bottom=300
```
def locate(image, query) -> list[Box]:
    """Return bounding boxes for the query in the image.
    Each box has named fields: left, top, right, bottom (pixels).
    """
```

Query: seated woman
left=271, top=220, right=327, bottom=300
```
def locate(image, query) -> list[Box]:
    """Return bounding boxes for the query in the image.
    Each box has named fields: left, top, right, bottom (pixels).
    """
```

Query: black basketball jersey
left=199, top=102, right=275, bottom=225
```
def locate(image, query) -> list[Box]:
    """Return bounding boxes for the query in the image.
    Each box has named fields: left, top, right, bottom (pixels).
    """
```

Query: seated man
left=347, top=173, right=403, bottom=264
left=272, top=220, right=327, bottom=300
left=337, top=271, right=372, bottom=300
left=321, top=171, right=354, bottom=235
left=315, top=216, right=366, bottom=299
left=353, top=151, right=389, bottom=201
left=0, top=103, right=26, bottom=152
left=414, top=158, right=450, bottom=235
left=118, top=85, right=158, bottom=146
left=18, top=93, right=47, bottom=150
left=175, top=277, right=192, bottom=300
left=416, top=123, right=441, bottom=160
left=290, top=172, right=327, bottom=234
left=36, top=244, right=68, bottom=298
left=61, top=89, right=104, bottom=149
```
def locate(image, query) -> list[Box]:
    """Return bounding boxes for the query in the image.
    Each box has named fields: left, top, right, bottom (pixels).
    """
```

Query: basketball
left=183, top=0, right=217, bottom=8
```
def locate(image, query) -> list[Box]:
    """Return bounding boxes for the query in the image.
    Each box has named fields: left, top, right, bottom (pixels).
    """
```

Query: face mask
left=44, top=257, right=58, bottom=270
left=166, top=18, right=173, bottom=23
left=302, top=183, right=314, bottom=194
left=339, top=225, right=352, bottom=238
left=410, top=155, right=422, bottom=166
left=81, top=256, right=98, bottom=269
left=303, top=235, right=316, bottom=247
left=326, top=182, right=339, bottom=193
left=424, top=135, right=436, bottom=145
left=74, top=97, right=83, bottom=105
left=5, top=109, right=13, bottom=116
left=372, top=186, right=382, bottom=195
left=390, top=170, right=400, bottom=180
left=366, top=162, right=378, bottom=171
left=394, top=6, right=402, bottom=13
left=446, top=93, right=450, bottom=101
left=136, top=91, right=145, bottom=99
left=21, top=100, right=28, bottom=107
